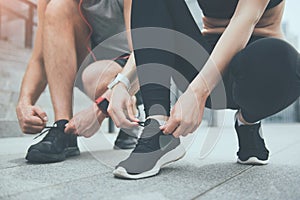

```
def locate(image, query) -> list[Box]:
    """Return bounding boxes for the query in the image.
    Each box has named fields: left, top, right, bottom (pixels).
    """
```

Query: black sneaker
left=114, top=128, right=139, bottom=150
left=235, top=120, right=269, bottom=165
left=25, top=119, right=80, bottom=163
left=113, top=118, right=186, bottom=179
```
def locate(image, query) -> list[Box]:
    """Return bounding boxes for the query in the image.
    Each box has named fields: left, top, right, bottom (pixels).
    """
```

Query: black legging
left=131, top=0, right=300, bottom=123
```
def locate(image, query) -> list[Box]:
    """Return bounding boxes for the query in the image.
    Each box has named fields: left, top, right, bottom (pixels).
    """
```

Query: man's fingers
left=26, top=116, right=46, bottom=126
left=23, top=125, right=45, bottom=134
left=32, top=106, right=48, bottom=122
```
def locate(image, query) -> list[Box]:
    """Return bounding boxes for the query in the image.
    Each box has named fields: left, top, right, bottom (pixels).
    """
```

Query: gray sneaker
left=113, top=118, right=186, bottom=179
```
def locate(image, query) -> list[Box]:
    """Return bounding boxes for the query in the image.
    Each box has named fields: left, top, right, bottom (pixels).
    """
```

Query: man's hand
left=107, top=83, right=139, bottom=129
left=65, top=103, right=106, bottom=138
left=16, top=104, right=48, bottom=134
left=160, top=85, right=209, bottom=138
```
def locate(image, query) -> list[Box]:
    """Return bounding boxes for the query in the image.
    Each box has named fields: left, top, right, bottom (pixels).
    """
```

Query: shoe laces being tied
left=33, top=124, right=61, bottom=140
left=134, top=119, right=163, bottom=153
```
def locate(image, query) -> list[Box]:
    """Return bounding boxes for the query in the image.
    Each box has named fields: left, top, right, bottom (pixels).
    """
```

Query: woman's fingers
left=126, top=98, right=139, bottom=122
left=161, top=115, right=180, bottom=135
left=172, top=124, right=188, bottom=138
left=65, top=120, right=77, bottom=134
left=109, top=106, right=138, bottom=128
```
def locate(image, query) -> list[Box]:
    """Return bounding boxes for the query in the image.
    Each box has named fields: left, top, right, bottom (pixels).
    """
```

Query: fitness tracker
left=95, top=97, right=109, bottom=116
left=107, top=73, right=131, bottom=91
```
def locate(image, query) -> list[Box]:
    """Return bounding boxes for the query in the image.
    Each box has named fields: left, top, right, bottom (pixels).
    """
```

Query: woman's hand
left=65, top=103, right=106, bottom=138
left=107, top=83, right=139, bottom=129
left=16, top=103, right=48, bottom=134
left=160, top=84, right=209, bottom=138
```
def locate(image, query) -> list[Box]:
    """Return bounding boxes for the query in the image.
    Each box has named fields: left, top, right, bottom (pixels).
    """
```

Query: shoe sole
left=237, top=157, right=269, bottom=165
left=26, top=147, right=80, bottom=164
left=113, top=145, right=186, bottom=179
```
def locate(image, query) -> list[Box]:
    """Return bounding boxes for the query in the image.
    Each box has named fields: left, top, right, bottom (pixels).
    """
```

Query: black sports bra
left=198, top=0, right=283, bottom=19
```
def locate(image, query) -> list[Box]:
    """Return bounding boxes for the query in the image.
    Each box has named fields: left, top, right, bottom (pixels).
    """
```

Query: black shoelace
left=137, top=121, right=147, bottom=127
left=134, top=120, right=161, bottom=152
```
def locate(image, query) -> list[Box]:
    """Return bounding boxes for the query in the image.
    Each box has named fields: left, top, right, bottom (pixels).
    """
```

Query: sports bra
left=198, top=0, right=283, bottom=19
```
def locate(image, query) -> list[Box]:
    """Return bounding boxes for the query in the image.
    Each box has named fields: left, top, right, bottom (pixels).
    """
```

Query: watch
left=107, top=73, right=131, bottom=90
left=95, top=97, right=109, bottom=116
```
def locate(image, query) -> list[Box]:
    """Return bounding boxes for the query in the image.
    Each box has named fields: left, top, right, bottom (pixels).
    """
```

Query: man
left=16, top=0, right=140, bottom=163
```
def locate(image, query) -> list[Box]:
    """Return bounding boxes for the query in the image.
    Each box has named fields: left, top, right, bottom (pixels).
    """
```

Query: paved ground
left=1, top=123, right=300, bottom=200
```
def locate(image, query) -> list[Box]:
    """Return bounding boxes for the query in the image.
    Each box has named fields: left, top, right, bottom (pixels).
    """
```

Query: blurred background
left=0, top=0, right=299, bottom=138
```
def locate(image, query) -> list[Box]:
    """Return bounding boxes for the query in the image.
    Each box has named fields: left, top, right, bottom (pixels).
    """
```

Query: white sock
left=155, top=119, right=167, bottom=126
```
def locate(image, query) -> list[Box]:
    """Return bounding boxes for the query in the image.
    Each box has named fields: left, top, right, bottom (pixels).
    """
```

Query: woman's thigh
left=229, top=37, right=300, bottom=122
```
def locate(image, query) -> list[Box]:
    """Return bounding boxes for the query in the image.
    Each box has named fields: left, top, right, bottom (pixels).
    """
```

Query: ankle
left=236, top=111, right=259, bottom=126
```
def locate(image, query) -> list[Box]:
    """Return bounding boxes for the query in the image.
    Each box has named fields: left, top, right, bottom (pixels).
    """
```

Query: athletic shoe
left=114, top=128, right=138, bottom=150
left=113, top=118, right=186, bottom=179
left=235, top=120, right=269, bottom=165
left=26, top=119, right=80, bottom=163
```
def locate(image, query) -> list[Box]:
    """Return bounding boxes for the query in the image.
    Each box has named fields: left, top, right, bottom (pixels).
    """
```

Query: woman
left=108, top=0, right=300, bottom=179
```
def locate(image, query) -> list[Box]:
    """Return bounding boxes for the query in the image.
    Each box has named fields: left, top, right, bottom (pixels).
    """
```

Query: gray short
left=75, top=0, right=130, bottom=91
left=80, top=0, right=129, bottom=54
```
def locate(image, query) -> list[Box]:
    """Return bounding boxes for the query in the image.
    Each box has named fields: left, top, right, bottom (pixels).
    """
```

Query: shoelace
left=134, top=121, right=161, bottom=152
left=134, top=138, right=155, bottom=153
left=137, top=121, right=146, bottom=127
left=33, top=125, right=58, bottom=140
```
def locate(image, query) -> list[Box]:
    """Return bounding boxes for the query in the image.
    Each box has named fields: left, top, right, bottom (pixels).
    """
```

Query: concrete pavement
left=1, top=123, right=300, bottom=200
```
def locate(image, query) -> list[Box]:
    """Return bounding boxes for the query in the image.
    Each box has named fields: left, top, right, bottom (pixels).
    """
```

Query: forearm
left=119, top=53, right=138, bottom=95
left=190, top=0, right=269, bottom=95
left=18, top=60, right=47, bottom=105
left=124, top=0, right=133, bottom=51
left=18, top=0, right=48, bottom=106
left=191, top=18, right=256, bottom=93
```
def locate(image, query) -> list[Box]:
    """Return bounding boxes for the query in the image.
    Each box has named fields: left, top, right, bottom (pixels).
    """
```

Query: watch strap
left=95, top=97, right=109, bottom=116
left=107, top=73, right=130, bottom=90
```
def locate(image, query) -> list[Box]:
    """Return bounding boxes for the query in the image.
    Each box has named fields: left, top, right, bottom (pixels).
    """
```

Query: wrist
left=189, top=79, right=210, bottom=100
left=114, top=81, right=128, bottom=90
left=93, top=102, right=106, bottom=119
left=17, top=98, right=33, bottom=107
left=107, top=73, right=131, bottom=91
left=95, top=96, right=109, bottom=116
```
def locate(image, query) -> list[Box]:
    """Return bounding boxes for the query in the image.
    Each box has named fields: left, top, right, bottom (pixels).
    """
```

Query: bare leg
left=82, top=60, right=122, bottom=100
left=43, top=0, right=89, bottom=121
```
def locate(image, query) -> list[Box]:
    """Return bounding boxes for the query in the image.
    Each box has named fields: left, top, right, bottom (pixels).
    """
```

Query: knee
left=44, top=0, right=77, bottom=25
left=82, top=61, right=121, bottom=90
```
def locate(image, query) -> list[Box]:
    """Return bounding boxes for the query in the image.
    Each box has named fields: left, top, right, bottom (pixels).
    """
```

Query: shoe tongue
left=54, top=119, right=69, bottom=129
left=140, top=118, right=162, bottom=138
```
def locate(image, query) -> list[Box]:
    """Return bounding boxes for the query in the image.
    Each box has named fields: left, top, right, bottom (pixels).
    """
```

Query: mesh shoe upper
left=235, top=121, right=269, bottom=161
left=28, top=120, right=77, bottom=154
left=116, top=119, right=180, bottom=174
